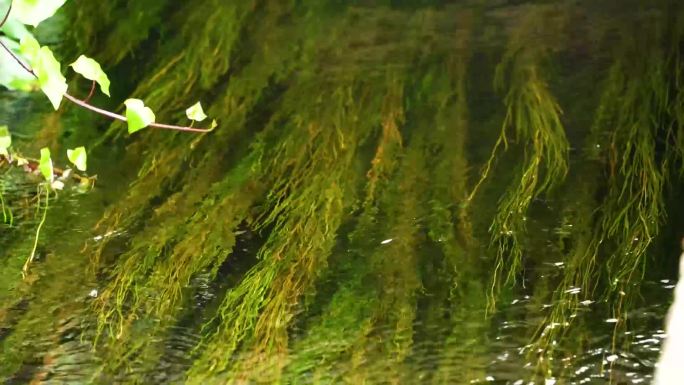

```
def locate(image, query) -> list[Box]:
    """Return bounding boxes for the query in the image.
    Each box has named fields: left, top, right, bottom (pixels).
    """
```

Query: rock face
left=654, top=243, right=684, bottom=385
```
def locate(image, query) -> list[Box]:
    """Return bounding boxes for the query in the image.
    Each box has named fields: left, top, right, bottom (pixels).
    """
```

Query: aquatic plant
left=3, top=1, right=684, bottom=384
left=466, top=6, right=570, bottom=301
left=526, top=6, right=684, bottom=375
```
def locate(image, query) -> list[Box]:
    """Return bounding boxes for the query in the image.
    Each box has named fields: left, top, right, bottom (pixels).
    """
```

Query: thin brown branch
left=0, top=1, right=10, bottom=29
left=63, top=94, right=214, bottom=133
left=0, top=153, right=93, bottom=183
left=0, top=38, right=35, bottom=76
left=0, top=23, right=214, bottom=134
left=83, top=80, right=96, bottom=104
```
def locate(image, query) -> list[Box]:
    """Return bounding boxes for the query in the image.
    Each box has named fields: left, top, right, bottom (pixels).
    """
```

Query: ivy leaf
left=14, top=156, right=28, bottom=166
left=18, top=34, right=40, bottom=63
left=0, top=125, right=11, bottom=156
left=38, top=147, right=53, bottom=182
left=69, top=55, right=110, bottom=97
left=210, top=119, right=218, bottom=130
left=66, top=146, right=87, bottom=171
left=185, top=101, right=207, bottom=122
left=51, top=179, right=65, bottom=190
left=124, top=99, right=155, bottom=134
left=0, top=6, right=32, bottom=41
left=0, top=125, right=11, bottom=148
left=20, top=36, right=67, bottom=110
left=35, top=47, right=68, bottom=109
left=11, top=0, right=67, bottom=27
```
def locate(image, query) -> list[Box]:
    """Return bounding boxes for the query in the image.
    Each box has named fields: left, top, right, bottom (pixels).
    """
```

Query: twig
left=0, top=0, right=10, bottom=29
left=0, top=153, right=93, bottom=183
left=83, top=80, right=96, bottom=104
left=0, top=0, right=214, bottom=134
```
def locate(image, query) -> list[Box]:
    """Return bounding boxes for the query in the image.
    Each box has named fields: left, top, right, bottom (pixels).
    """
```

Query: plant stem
left=0, top=1, right=10, bottom=29
left=23, top=186, right=49, bottom=278
left=0, top=1, right=213, bottom=134
left=0, top=187, right=12, bottom=226
left=83, top=80, right=96, bottom=104
left=0, top=153, right=92, bottom=183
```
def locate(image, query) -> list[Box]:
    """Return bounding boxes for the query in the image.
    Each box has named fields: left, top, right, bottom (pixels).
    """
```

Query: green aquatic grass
left=6, top=1, right=684, bottom=384
left=353, top=133, right=427, bottom=384
left=0, top=181, right=104, bottom=382
left=489, top=58, right=569, bottom=285
left=415, top=18, right=494, bottom=383
left=467, top=8, right=570, bottom=302
left=280, top=79, right=406, bottom=384
left=0, top=190, right=13, bottom=226
left=589, top=18, right=670, bottom=296
left=186, top=82, right=373, bottom=384
left=89, top=0, right=320, bottom=345
left=527, top=13, right=683, bottom=375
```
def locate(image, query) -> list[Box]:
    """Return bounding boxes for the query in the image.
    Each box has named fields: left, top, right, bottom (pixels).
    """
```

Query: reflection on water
left=2, top=1, right=684, bottom=384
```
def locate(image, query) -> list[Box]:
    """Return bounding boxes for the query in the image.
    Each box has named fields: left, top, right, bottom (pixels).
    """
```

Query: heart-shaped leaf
left=124, top=99, right=155, bottom=134
left=185, top=101, right=207, bottom=122
left=39, top=147, right=53, bottom=182
left=70, top=55, right=110, bottom=96
left=19, top=34, right=40, bottom=63
left=12, top=0, right=67, bottom=27
left=0, top=7, right=32, bottom=41
left=35, top=47, right=67, bottom=110
left=0, top=126, right=10, bottom=146
left=20, top=36, right=67, bottom=110
left=0, top=125, right=11, bottom=156
left=67, top=146, right=87, bottom=171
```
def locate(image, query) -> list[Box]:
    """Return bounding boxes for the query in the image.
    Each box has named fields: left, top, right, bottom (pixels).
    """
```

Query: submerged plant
left=526, top=8, right=682, bottom=375
left=2, top=1, right=684, bottom=384
left=0, top=0, right=224, bottom=277
left=467, top=6, right=570, bottom=301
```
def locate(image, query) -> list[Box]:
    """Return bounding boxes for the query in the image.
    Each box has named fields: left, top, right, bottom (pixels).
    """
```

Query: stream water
left=1, top=1, right=684, bottom=384
left=0, top=164, right=674, bottom=384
